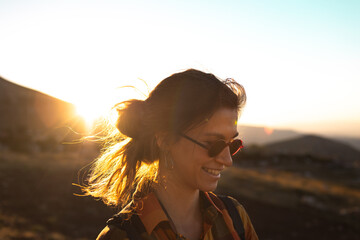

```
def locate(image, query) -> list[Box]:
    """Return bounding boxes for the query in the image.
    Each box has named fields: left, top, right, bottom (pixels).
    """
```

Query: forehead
left=190, top=108, right=238, bottom=137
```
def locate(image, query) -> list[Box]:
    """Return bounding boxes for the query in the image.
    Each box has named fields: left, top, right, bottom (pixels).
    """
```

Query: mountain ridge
left=1, top=76, right=360, bottom=155
left=262, top=134, right=360, bottom=167
left=0, top=76, right=84, bottom=152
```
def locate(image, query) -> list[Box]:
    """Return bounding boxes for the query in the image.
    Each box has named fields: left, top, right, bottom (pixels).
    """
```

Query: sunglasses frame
left=180, top=133, right=243, bottom=157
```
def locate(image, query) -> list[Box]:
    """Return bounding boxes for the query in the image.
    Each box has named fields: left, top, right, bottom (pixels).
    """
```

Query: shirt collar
left=136, top=191, right=221, bottom=235
left=136, top=192, right=168, bottom=234
left=200, top=191, right=221, bottom=235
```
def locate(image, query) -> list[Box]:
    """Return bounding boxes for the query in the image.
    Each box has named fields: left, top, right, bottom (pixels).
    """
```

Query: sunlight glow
left=73, top=84, right=149, bottom=129
left=75, top=101, right=108, bottom=129
left=1, top=1, right=359, bottom=137
left=264, top=127, right=274, bottom=135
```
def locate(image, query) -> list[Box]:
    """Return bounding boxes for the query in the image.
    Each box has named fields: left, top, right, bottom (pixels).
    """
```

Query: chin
left=199, top=182, right=218, bottom=192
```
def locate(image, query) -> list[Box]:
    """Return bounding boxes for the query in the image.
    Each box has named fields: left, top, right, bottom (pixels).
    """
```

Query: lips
left=202, top=167, right=222, bottom=176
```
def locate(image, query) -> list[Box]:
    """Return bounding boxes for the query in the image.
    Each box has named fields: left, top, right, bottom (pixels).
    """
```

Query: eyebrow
left=203, top=132, right=239, bottom=139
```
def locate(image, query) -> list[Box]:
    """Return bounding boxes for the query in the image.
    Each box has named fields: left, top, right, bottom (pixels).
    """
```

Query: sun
left=75, top=101, right=108, bottom=128
left=73, top=85, right=149, bottom=130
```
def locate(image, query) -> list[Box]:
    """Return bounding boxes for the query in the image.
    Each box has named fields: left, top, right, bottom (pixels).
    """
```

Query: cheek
left=171, top=139, right=193, bottom=160
left=171, top=142, right=206, bottom=173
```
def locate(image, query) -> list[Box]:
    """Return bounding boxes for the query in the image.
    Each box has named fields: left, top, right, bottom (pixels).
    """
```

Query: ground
left=0, top=150, right=359, bottom=239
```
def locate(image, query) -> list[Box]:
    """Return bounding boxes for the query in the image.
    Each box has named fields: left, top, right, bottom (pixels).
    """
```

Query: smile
left=202, top=167, right=221, bottom=176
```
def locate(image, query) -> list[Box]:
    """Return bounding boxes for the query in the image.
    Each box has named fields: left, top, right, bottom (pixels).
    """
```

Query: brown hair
left=83, top=69, right=246, bottom=208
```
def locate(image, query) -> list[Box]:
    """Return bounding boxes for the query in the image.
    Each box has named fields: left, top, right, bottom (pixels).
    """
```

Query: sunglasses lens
left=208, top=141, right=227, bottom=157
left=230, top=139, right=243, bottom=156
left=207, top=139, right=244, bottom=157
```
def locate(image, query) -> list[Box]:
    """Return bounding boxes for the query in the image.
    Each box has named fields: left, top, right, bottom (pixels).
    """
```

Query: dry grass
left=1, top=150, right=359, bottom=239
left=0, top=149, right=114, bottom=240
left=223, top=167, right=360, bottom=201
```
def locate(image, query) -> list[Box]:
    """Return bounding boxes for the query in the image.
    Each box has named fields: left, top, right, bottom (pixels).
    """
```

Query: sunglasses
left=180, top=133, right=243, bottom=157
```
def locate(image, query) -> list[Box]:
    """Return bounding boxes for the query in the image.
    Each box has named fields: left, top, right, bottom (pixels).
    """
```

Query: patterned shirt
left=97, top=192, right=258, bottom=240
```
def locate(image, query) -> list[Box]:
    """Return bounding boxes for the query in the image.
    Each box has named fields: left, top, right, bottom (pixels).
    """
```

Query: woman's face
left=168, top=108, right=238, bottom=192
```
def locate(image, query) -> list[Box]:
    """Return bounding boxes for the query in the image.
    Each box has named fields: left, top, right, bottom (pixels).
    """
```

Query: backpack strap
left=217, top=195, right=246, bottom=240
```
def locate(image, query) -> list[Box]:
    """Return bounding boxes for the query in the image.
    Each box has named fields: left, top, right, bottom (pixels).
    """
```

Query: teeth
left=203, top=168, right=221, bottom=176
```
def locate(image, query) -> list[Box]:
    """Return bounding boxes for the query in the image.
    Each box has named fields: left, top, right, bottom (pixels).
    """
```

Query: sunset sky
left=1, top=0, right=359, bottom=137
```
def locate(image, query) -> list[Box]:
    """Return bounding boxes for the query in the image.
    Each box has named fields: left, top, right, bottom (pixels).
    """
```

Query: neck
left=154, top=172, right=203, bottom=240
left=155, top=175, right=200, bottom=221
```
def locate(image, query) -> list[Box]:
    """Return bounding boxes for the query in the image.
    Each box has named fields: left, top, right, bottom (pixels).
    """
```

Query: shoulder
left=96, top=225, right=128, bottom=240
left=97, top=211, right=146, bottom=240
left=226, top=196, right=259, bottom=240
left=226, top=196, right=247, bottom=216
left=209, top=193, right=244, bottom=214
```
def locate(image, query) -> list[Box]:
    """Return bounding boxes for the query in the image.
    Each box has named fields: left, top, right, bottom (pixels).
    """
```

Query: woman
left=84, top=69, right=258, bottom=240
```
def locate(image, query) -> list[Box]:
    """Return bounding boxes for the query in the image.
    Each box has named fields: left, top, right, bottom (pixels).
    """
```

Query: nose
left=215, top=146, right=233, bottom=167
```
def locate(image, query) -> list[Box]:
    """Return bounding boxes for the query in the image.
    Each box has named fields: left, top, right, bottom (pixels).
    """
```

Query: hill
left=263, top=134, right=360, bottom=167
left=0, top=76, right=84, bottom=152
left=336, top=136, right=360, bottom=152
left=238, top=125, right=301, bottom=146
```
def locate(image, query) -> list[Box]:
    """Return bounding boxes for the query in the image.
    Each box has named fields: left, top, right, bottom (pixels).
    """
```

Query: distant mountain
left=238, top=125, right=360, bottom=152
left=263, top=134, right=360, bottom=167
left=238, top=125, right=301, bottom=146
left=0, top=76, right=84, bottom=152
left=335, top=137, right=360, bottom=152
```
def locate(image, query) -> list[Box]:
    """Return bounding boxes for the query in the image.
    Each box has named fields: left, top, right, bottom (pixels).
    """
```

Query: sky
left=1, top=0, right=359, bottom=137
